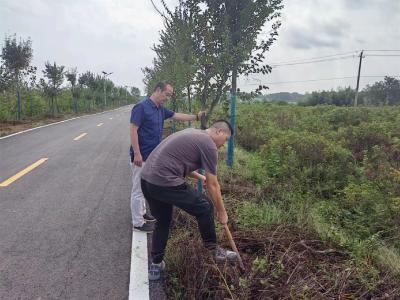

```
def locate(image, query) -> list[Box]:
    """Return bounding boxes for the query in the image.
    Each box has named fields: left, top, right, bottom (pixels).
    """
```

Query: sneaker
left=149, top=261, right=166, bottom=281
left=143, top=213, right=156, bottom=223
left=212, top=246, right=238, bottom=263
left=133, top=222, right=154, bottom=232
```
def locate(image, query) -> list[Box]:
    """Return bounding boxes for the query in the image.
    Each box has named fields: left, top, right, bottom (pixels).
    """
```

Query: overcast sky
left=1, top=0, right=399, bottom=94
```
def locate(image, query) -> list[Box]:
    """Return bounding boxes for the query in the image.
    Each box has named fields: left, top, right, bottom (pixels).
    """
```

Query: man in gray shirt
left=141, top=120, right=237, bottom=280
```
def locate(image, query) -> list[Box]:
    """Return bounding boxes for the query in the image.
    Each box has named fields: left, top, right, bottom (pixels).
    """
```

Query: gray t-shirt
left=141, top=128, right=218, bottom=187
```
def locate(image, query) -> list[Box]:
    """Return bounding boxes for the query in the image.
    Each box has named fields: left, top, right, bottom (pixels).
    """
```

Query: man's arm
left=188, top=171, right=206, bottom=186
left=205, top=172, right=228, bottom=224
left=130, top=123, right=143, bottom=167
left=172, top=111, right=205, bottom=122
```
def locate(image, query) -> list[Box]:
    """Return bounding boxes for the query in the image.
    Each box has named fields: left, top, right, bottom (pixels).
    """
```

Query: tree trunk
left=15, top=75, right=21, bottom=121
left=55, top=96, right=59, bottom=115
left=51, top=96, right=55, bottom=117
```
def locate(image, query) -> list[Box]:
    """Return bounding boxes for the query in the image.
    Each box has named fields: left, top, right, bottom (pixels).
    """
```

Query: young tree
left=146, top=0, right=283, bottom=118
left=143, top=3, right=197, bottom=117
left=130, top=86, right=140, bottom=98
left=1, top=34, right=34, bottom=120
left=0, top=64, right=12, bottom=92
left=78, top=71, right=96, bottom=111
left=66, top=68, right=78, bottom=112
left=40, top=61, right=65, bottom=116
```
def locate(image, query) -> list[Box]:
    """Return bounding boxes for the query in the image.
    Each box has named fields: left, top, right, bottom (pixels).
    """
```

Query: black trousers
left=141, top=179, right=217, bottom=264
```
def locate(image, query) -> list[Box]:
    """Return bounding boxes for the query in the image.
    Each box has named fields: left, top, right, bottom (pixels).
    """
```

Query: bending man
left=141, top=120, right=237, bottom=280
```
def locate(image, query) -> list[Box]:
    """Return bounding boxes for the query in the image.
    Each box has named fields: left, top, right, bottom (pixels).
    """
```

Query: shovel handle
left=223, top=224, right=245, bottom=270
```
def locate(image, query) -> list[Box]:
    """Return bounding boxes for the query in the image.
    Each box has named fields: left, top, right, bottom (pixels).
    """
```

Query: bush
left=260, top=131, right=354, bottom=198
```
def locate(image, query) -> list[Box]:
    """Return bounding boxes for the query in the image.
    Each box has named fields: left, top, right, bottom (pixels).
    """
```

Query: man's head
left=151, top=81, right=174, bottom=106
left=207, top=120, right=233, bottom=148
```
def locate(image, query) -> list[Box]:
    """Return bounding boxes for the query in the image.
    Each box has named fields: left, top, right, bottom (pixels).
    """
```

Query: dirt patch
left=164, top=222, right=400, bottom=299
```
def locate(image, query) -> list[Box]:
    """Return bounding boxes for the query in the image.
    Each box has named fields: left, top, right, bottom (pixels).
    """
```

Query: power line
left=245, top=75, right=400, bottom=85
left=268, top=49, right=400, bottom=67
left=271, top=55, right=356, bottom=68
left=364, top=49, right=400, bottom=52
left=269, top=51, right=358, bottom=65
left=365, top=54, right=400, bottom=57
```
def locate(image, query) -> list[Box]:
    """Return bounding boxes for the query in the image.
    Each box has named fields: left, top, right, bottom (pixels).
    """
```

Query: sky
left=1, top=0, right=399, bottom=95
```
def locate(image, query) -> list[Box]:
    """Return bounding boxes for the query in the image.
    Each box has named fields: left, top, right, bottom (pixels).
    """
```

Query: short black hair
left=210, top=120, right=234, bottom=136
left=153, top=81, right=173, bottom=92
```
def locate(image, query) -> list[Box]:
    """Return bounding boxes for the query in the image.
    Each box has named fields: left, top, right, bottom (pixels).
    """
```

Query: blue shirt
left=130, top=97, right=175, bottom=161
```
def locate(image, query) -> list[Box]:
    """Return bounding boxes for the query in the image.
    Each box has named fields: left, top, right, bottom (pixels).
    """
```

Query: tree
left=130, top=86, right=141, bottom=99
left=66, top=68, right=78, bottom=112
left=301, top=87, right=357, bottom=106
left=363, top=76, right=400, bottom=106
left=0, top=64, right=12, bottom=92
left=40, top=61, right=65, bottom=116
left=145, top=0, right=283, bottom=118
left=78, top=71, right=95, bottom=89
left=1, top=34, right=34, bottom=120
left=143, top=3, right=197, bottom=116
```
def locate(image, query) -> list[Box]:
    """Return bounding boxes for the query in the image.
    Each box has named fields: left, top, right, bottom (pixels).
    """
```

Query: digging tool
left=224, top=223, right=245, bottom=271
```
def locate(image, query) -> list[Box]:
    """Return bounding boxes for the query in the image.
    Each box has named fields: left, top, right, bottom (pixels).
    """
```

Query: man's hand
left=133, top=153, right=143, bottom=167
left=216, top=209, right=228, bottom=225
left=197, top=111, right=207, bottom=121
left=200, top=175, right=207, bottom=188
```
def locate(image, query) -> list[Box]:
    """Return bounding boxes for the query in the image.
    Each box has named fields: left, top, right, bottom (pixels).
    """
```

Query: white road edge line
left=0, top=106, right=131, bottom=140
left=129, top=231, right=150, bottom=300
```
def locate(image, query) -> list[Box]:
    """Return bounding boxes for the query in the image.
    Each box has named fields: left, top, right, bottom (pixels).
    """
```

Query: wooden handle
left=224, top=224, right=245, bottom=270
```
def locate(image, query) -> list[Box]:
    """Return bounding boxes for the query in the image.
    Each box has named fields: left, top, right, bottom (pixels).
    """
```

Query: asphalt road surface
left=0, top=107, right=134, bottom=299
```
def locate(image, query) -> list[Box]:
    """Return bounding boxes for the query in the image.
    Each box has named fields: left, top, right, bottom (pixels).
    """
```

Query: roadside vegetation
left=146, top=0, right=400, bottom=298
left=162, top=103, right=400, bottom=299
left=0, top=34, right=140, bottom=136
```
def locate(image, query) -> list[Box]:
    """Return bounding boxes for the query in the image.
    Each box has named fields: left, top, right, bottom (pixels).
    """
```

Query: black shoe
left=133, top=222, right=154, bottom=232
left=143, top=213, right=156, bottom=222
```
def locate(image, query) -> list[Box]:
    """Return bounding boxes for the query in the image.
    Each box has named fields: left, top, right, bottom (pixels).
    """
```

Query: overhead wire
left=245, top=75, right=400, bottom=85
left=270, top=55, right=356, bottom=68
left=252, top=49, right=400, bottom=84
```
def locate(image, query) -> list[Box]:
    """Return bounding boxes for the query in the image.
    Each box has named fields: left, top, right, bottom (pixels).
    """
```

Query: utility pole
left=354, top=50, right=364, bottom=107
left=101, top=71, right=113, bottom=108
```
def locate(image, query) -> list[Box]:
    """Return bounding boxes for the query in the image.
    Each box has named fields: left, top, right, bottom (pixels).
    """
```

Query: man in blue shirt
left=130, top=81, right=204, bottom=232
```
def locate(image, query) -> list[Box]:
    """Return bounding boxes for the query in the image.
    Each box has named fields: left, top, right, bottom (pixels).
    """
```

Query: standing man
left=140, top=120, right=238, bottom=280
left=130, top=81, right=204, bottom=232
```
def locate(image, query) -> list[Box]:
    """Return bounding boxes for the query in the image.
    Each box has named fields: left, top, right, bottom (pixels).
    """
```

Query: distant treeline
left=0, top=34, right=140, bottom=122
left=254, top=76, right=400, bottom=106
left=256, top=92, right=305, bottom=103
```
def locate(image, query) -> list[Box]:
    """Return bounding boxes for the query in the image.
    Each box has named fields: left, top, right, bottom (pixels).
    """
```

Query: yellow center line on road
left=73, top=133, right=87, bottom=141
left=97, top=123, right=104, bottom=127
left=0, top=158, right=48, bottom=187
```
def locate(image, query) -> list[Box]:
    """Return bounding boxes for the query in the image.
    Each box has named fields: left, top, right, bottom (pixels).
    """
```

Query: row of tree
left=299, top=77, right=400, bottom=106
left=142, top=0, right=283, bottom=119
left=0, top=34, right=140, bottom=121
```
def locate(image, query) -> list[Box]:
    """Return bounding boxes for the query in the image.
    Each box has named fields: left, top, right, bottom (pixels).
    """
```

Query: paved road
left=0, top=107, right=133, bottom=299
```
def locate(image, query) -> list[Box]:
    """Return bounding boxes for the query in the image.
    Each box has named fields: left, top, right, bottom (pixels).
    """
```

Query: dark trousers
left=141, top=179, right=217, bottom=264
